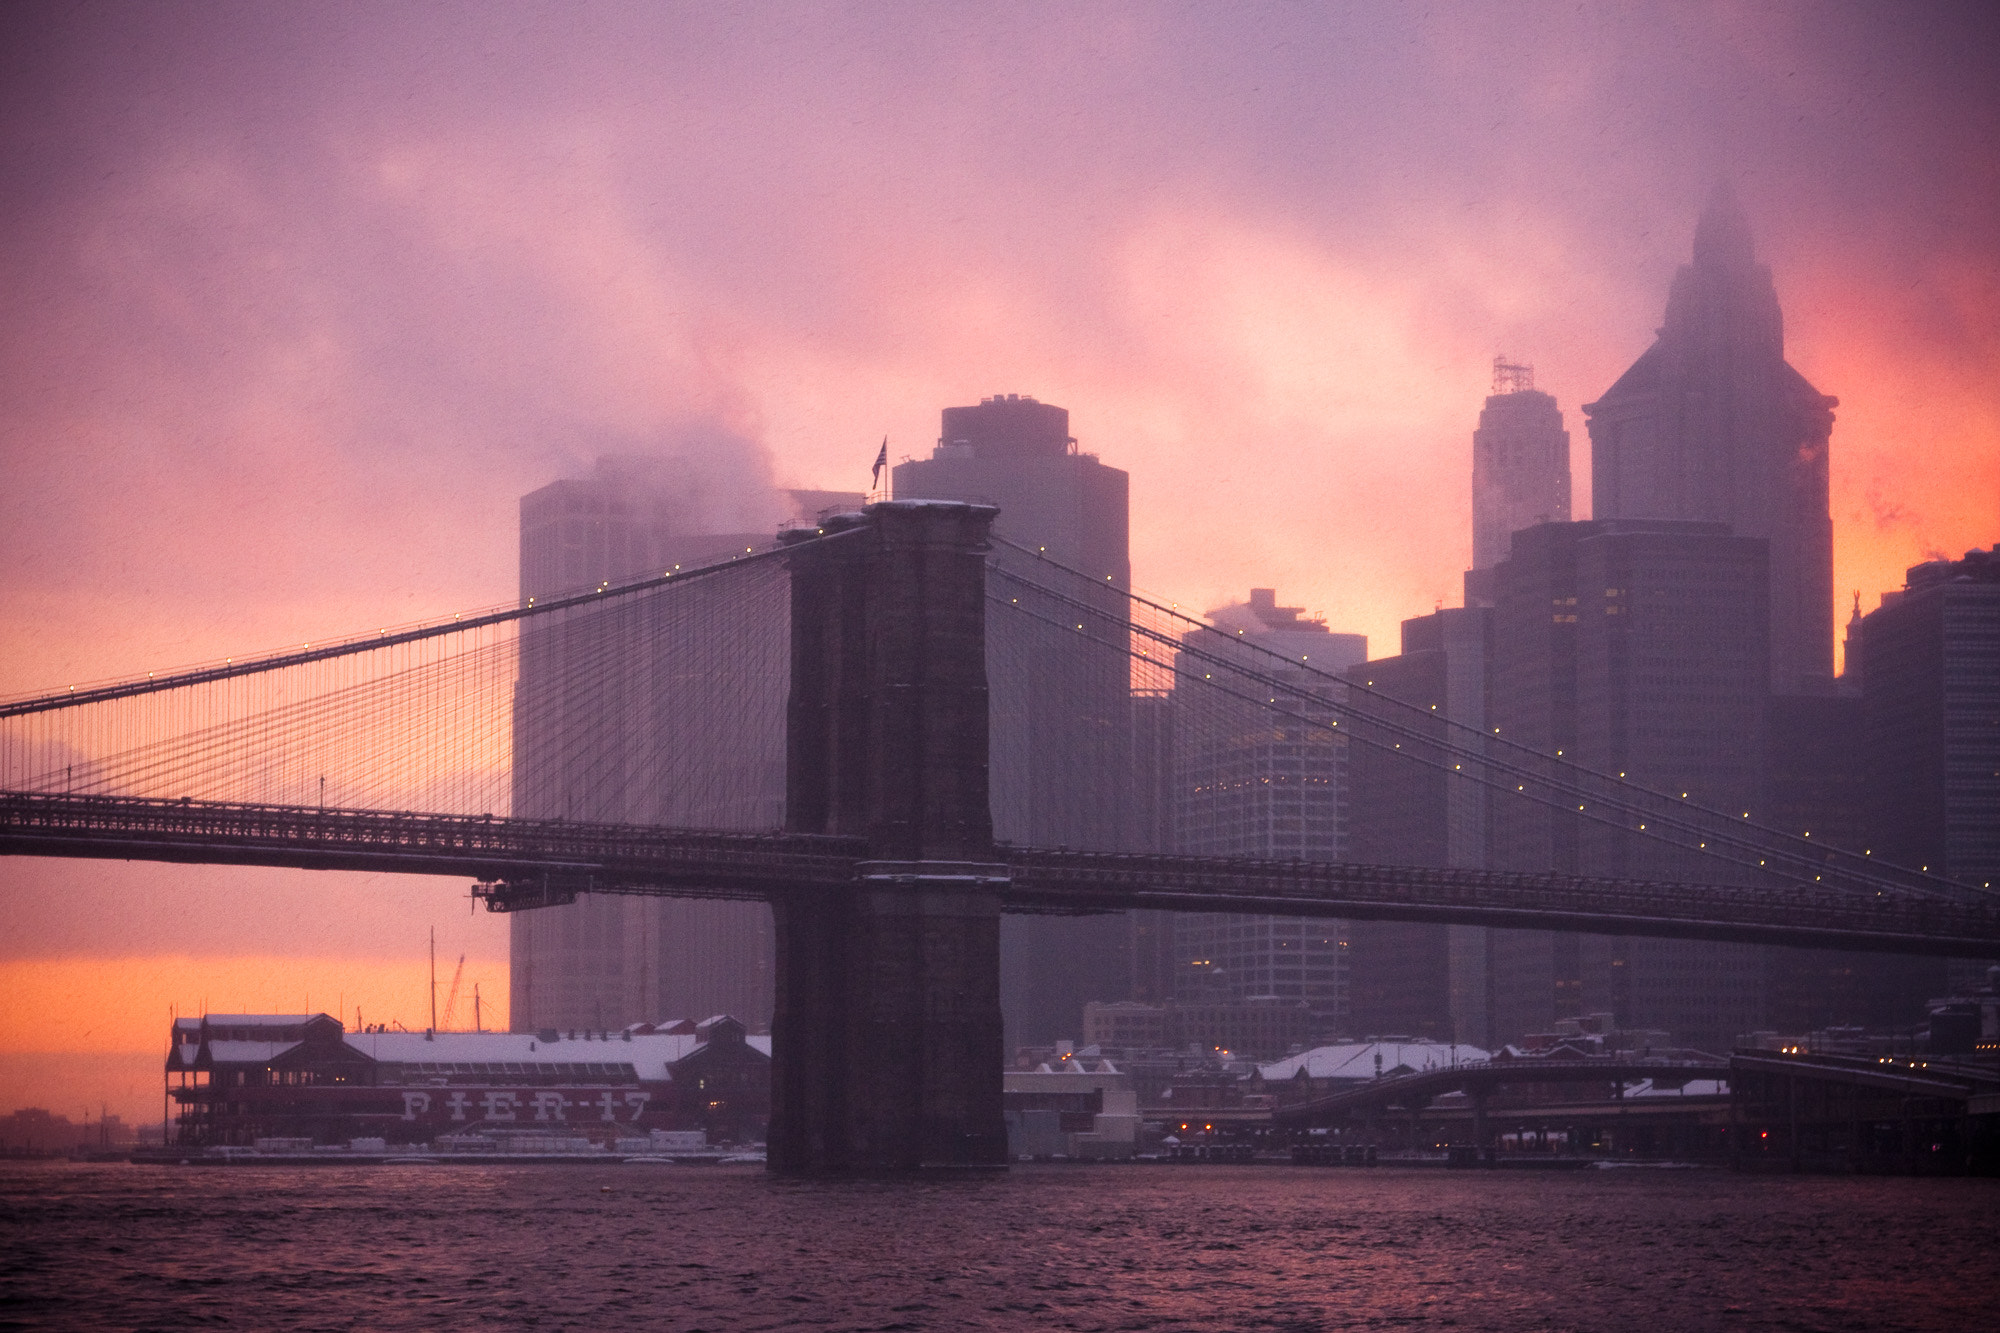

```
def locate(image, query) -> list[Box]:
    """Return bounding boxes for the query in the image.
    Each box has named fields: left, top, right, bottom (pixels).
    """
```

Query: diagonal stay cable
left=989, top=538, right=1989, bottom=903
left=987, top=562, right=1976, bottom=905
left=984, top=588, right=1855, bottom=901
left=989, top=565, right=1958, bottom=903
left=1, top=526, right=858, bottom=720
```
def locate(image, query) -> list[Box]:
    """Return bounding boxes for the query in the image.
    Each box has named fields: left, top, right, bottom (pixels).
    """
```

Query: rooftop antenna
left=428, top=927, right=437, bottom=1032
left=1492, top=355, right=1534, bottom=395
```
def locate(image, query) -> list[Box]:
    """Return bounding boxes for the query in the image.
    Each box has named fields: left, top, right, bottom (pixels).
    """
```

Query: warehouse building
left=166, top=1013, right=770, bottom=1147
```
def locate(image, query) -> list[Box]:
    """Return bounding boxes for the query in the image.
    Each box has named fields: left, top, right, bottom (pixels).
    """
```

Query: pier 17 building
left=164, top=1012, right=771, bottom=1148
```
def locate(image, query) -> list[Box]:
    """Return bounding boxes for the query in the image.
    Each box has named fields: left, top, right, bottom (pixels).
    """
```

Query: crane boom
left=439, top=954, right=466, bottom=1029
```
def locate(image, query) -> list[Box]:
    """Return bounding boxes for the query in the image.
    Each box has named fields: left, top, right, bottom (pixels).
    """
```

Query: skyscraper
left=892, top=395, right=1133, bottom=1046
left=1174, top=590, right=1366, bottom=1029
left=1127, top=690, right=1179, bottom=1005
left=1484, top=519, right=1771, bottom=1053
left=1466, top=358, right=1570, bottom=608
left=509, top=456, right=787, bottom=1034
left=1341, top=606, right=1492, bottom=1044
left=1859, top=547, right=2000, bottom=991
left=1584, top=184, right=1837, bottom=695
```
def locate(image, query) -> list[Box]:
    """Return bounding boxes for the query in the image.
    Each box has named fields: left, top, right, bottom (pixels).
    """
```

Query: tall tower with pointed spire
left=1465, top=355, right=1570, bottom=608
left=1583, top=185, right=1837, bottom=694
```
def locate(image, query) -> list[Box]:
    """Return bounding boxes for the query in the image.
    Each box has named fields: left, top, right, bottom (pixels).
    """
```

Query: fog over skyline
left=2, top=1, right=1995, bottom=1120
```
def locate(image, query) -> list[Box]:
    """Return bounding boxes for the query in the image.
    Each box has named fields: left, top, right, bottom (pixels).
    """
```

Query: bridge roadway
left=6, top=791, right=1999, bottom=958
left=1270, top=1056, right=1732, bottom=1126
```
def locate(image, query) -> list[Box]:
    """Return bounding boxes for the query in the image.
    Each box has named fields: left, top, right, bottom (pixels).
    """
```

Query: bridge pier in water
left=770, top=501, right=1010, bottom=1174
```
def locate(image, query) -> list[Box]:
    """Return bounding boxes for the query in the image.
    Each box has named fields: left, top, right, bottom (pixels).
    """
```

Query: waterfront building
left=893, top=395, right=1134, bottom=1044
left=1173, top=590, right=1366, bottom=1029
left=1733, top=1045, right=2000, bottom=1174
left=1583, top=185, right=1838, bottom=695
left=0, top=1108, right=134, bottom=1154
left=1002, top=1058, right=1141, bottom=1159
left=164, top=1012, right=772, bottom=1147
left=1257, top=1038, right=1491, bottom=1096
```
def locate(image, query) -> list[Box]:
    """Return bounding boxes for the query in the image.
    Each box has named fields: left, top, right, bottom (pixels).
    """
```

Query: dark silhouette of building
left=1467, top=357, right=1570, bottom=608
left=0, top=1107, right=133, bottom=1154
left=1341, top=607, right=1492, bottom=1043
left=510, top=456, right=784, bottom=1034
left=1173, top=590, right=1366, bottom=1029
left=1082, top=997, right=1317, bottom=1058
left=1484, top=520, right=1771, bottom=1054
left=1583, top=185, right=1837, bottom=695
left=1760, top=692, right=1939, bottom=1032
left=892, top=396, right=1133, bottom=1046
left=1127, top=691, right=1179, bottom=1005
left=1859, top=547, right=2000, bottom=991
left=1840, top=593, right=1866, bottom=694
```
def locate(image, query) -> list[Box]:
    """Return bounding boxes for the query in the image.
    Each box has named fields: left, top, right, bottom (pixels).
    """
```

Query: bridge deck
left=5, top=792, right=1998, bottom=957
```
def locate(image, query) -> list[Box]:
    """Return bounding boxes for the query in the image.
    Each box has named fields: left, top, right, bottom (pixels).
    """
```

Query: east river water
left=4, top=1162, right=1997, bottom=1331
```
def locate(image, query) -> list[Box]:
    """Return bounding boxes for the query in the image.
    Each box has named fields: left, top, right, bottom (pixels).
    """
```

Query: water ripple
left=3, top=1162, right=1997, bottom=1331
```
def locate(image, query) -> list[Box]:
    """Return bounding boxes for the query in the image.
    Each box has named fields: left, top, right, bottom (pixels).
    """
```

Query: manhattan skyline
left=1, top=1, right=1995, bottom=1123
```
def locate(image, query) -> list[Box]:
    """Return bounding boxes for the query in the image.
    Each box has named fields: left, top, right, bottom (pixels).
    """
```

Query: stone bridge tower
left=769, top=501, right=1009, bottom=1173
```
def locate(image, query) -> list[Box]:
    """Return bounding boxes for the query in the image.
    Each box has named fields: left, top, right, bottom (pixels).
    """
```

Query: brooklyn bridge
left=4, top=501, right=1995, bottom=1172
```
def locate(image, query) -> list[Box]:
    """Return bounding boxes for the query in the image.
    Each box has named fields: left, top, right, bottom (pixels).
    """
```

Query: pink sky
left=2, top=2, right=1995, bottom=1122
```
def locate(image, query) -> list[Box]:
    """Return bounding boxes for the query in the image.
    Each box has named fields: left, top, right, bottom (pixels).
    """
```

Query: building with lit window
left=1172, top=589, right=1366, bottom=1029
left=1483, top=519, right=1771, bottom=1054
left=893, top=395, right=1135, bottom=1045
left=165, top=1013, right=771, bottom=1147
left=1859, top=547, right=2000, bottom=991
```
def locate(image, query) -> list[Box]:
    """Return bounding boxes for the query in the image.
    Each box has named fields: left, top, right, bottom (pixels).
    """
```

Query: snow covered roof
left=168, top=1013, right=769, bottom=1079
left=1625, top=1078, right=1729, bottom=1098
left=1258, top=1039, right=1491, bottom=1082
left=202, top=1040, right=302, bottom=1065
left=345, top=1030, right=686, bottom=1081
left=1005, top=1061, right=1130, bottom=1092
left=341, top=1029, right=771, bottom=1082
